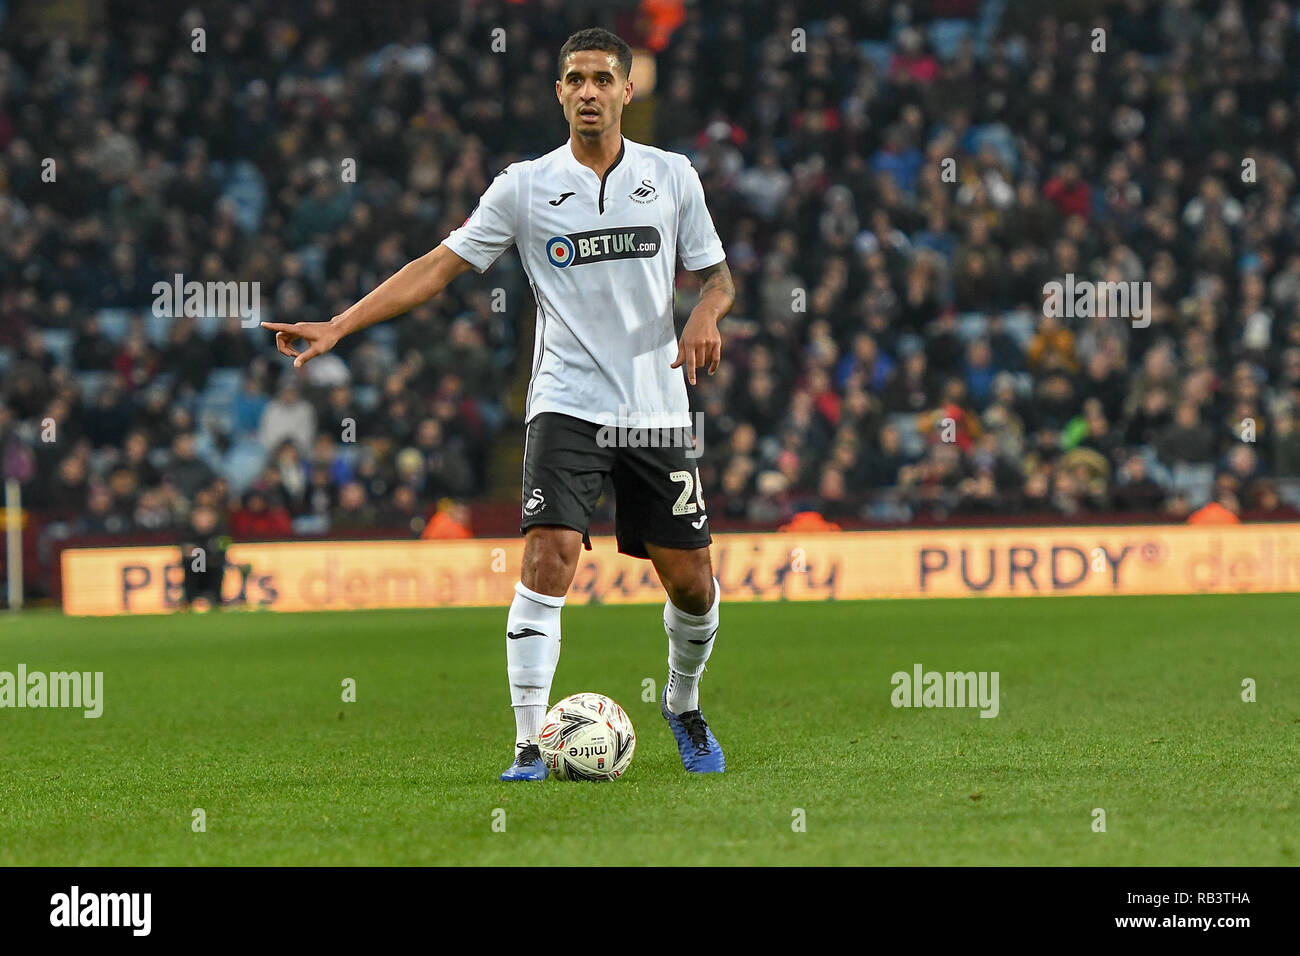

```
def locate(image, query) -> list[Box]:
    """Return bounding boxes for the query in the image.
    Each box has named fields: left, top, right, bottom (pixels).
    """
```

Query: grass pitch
left=1, top=594, right=1296, bottom=866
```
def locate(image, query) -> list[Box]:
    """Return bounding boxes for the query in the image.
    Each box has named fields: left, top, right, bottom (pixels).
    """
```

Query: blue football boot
left=661, top=688, right=726, bottom=773
left=500, top=739, right=548, bottom=781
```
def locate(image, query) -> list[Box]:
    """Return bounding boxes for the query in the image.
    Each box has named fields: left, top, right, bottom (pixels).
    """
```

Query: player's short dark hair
left=558, top=28, right=632, bottom=82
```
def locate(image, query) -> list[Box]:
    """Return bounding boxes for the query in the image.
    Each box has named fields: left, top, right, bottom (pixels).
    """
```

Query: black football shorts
left=519, top=412, right=712, bottom=559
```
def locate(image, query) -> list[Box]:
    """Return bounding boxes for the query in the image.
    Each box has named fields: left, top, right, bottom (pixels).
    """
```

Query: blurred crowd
left=2, top=0, right=1300, bottom=541
left=671, top=0, right=1300, bottom=522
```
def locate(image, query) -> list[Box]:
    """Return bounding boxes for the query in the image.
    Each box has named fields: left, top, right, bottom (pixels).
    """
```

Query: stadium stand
left=3, top=0, right=1300, bottom=604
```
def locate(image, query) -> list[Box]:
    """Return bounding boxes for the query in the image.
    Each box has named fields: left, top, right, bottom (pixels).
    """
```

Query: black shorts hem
left=520, top=519, right=593, bottom=550
left=616, top=534, right=712, bottom=560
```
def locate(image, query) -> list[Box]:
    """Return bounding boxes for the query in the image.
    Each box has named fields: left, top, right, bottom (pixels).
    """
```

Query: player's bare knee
left=521, top=528, right=580, bottom=596
left=667, top=573, right=713, bottom=616
left=521, top=552, right=572, bottom=595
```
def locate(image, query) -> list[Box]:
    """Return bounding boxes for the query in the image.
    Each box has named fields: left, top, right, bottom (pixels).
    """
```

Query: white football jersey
left=441, top=136, right=726, bottom=429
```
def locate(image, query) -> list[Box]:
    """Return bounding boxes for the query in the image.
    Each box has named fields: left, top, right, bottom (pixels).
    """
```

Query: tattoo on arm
left=692, top=260, right=736, bottom=304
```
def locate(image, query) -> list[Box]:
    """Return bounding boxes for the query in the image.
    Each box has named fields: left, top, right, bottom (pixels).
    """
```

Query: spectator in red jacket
left=1043, top=161, right=1093, bottom=221
left=229, top=489, right=292, bottom=539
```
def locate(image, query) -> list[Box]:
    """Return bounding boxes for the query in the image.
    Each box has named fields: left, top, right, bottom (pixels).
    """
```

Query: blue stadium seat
left=295, top=245, right=327, bottom=284
left=478, top=398, right=505, bottom=434
left=37, top=328, right=74, bottom=367
left=1137, top=447, right=1173, bottom=488
left=222, top=160, right=268, bottom=234
left=194, top=428, right=225, bottom=468
left=857, top=40, right=894, bottom=76
left=929, top=19, right=973, bottom=60
left=198, top=405, right=236, bottom=438
left=354, top=385, right=380, bottom=412
left=957, top=312, right=988, bottom=342
left=997, top=33, right=1026, bottom=63
left=144, top=311, right=172, bottom=347
left=979, top=0, right=1007, bottom=29
left=887, top=412, right=927, bottom=458
left=95, top=309, right=133, bottom=343
left=865, top=497, right=912, bottom=523
left=74, top=371, right=113, bottom=402
left=336, top=442, right=363, bottom=467
left=196, top=386, right=230, bottom=410
left=292, top=514, right=330, bottom=535
left=366, top=323, right=398, bottom=349
left=1171, top=463, right=1214, bottom=508
left=1001, top=309, right=1036, bottom=348
left=206, top=367, right=245, bottom=397
left=969, top=122, right=1018, bottom=169
left=896, top=332, right=924, bottom=357
left=222, top=439, right=270, bottom=493
left=195, top=314, right=223, bottom=338
left=196, top=379, right=239, bottom=444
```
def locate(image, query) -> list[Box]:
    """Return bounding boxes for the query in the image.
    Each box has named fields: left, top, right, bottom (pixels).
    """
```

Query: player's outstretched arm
left=261, top=243, right=476, bottom=368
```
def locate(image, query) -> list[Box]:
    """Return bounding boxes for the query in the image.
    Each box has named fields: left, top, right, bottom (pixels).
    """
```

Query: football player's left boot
left=661, top=688, right=726, bottom=774
left=499, top=739, right=548, bottom=781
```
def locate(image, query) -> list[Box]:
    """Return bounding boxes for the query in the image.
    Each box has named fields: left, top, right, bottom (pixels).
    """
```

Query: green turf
left=1, top=594, right=1297, bottom=866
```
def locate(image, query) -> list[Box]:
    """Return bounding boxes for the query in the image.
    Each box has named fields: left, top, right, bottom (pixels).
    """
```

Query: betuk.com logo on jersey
left=545, top=226, right=661, bottom=267
left=594, top=405, right=704, bottom=459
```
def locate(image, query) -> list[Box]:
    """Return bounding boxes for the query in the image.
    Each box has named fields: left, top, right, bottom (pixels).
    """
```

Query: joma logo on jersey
left=545, top=226, right=661, bottom=268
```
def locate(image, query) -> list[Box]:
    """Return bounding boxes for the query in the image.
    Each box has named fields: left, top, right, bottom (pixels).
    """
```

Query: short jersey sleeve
left=441, top=166, right=519, bottom=274
left=676, top=159, right=726, bottom=272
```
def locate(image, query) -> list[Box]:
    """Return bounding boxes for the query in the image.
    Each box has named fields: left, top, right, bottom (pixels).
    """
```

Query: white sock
left=507, top=580, right=564, bottom=747
left=664, top=576, right=720, bottom=715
